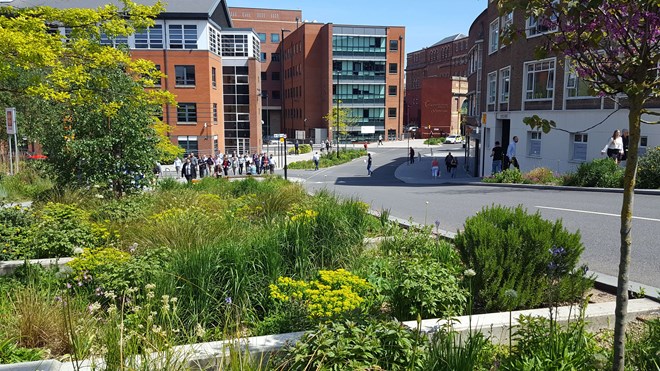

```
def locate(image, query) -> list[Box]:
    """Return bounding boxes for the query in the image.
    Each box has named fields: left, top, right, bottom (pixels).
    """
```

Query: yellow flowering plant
left=269, top=269, right=373, bottom=320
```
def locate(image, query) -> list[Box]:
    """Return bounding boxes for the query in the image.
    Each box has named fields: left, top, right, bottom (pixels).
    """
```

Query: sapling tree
left=499, top=1, right=660, bottom=369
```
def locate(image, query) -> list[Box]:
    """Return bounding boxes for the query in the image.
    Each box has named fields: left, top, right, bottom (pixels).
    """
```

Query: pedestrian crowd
left=176, top=152, right=277, bottom=183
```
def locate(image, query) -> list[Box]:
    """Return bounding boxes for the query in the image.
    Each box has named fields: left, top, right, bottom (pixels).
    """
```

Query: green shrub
left=426, top=324, right=493, bottom=371
left=637, top=146, right=660, bottom=189
left=454, top=205, right=593, bottom=312
left=287, top=149, right=366, bottom=170
left=0, top=167, right=53, bottom=201
left=625, top=318, right=660, bottom=370
left=424, top=137, right=443, bottom=145
left=482, top=168, right=525, bottom=184
left=388, top=258, right=467, bottom=321
left=287, top=143, right=312, bottom=154
left=0, top=206, right=35, bottom=260
left=0, top=338, right=45, bottom=364
left=90, top=194, right=153, bottom=223
left=501, top=314, right=608, bottom=370
left=273, top=319, right=428, bottom=370
left=564, top=158, right=624, bottom=188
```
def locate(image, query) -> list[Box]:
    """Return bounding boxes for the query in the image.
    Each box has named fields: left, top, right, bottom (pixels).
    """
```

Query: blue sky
left=227, top=0, right=488, bottom=54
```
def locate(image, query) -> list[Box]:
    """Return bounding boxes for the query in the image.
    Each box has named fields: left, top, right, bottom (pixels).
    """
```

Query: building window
left=524, top=59, right=555, bottom=100
left=260, top=52, right=267, bottom=62
left=168, top=24, right=197, bottom=49
left=566, top=62, right=592, bottom=98
left=134, top=25, right=163, bottom=49
left=528, top=131, right=542, bottom=156
left=221, top=33, right=249, bottom=57
left=174, top=65, right=195, bottom=86
left=501, top=12, right=513, bottom=35
left=211, top=67, right=217, bottom=88
left=271, top=33, right=280, bottom=43
left=389, top=39, right=399, bottom=51
left=388, top=85, right=397, bottom=96
left=499, top=67, right=510, bottom=103
left=272, top=90, right=281, bottom=99
left=271, top=53, right=280, bottom=62
left=487, top=71, right=497, bottom=104
left=153, top=64, right=161, bottom=87
left=177, top=103, right=197, bottom=123
left=213, top=103, right=218, bottom=122
left=572, top=133, right=588, bottom=161
left=526, top=4, right=558, bottom=38
left=258, top=33, right=266, bottom=42
left=489, top=19, right=499, bottom=54
left=271, top=72, right=280, bottom=80
left=177, top=136, right=198, bottom=154
left=389, top=63, right=398, bottom=74
left=388, top=107, right=397, bottom=118
left=261, top=72, right=267, bottom=81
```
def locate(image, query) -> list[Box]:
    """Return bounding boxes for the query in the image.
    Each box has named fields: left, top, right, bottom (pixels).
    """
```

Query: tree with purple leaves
left=498, top=1, right=660, bottom=370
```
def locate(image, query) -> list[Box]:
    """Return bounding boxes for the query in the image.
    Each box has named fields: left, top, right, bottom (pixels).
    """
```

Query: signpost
left=274, top=134, right=288, bottom=180
left=5, top=108, right=18, bottom=174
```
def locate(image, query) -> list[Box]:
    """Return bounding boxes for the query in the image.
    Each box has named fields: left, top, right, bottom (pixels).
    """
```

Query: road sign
left=279, top=137, right=284, bottom=143
left=274, top=133, right=287, bottom=139
left=5, top=107, right=16, bottom=135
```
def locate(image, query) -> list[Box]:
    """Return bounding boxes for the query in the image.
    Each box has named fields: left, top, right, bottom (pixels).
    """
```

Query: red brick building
left=281, top=23, right=406, bottom=142
left=405, top=34, right=469, bottom=135
left=229, top=7, right=302, bottom=138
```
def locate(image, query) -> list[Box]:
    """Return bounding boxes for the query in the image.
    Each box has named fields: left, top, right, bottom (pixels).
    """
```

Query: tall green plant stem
left=613, top=95, right=642, bottom=370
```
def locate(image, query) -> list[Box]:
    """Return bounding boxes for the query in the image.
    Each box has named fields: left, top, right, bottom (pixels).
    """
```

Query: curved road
left=289, top=146, right=660, bottom=289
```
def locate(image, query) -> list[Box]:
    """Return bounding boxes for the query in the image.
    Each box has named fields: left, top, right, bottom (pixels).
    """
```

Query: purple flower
left=66, top=283, right=72, bottom=289
left=225, top=297, right=232, bottom=305
left=95, top=287, right=104, bottom=296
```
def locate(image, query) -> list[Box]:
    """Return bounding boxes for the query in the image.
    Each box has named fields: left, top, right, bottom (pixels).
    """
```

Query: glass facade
left=332, top=27, right=389, bottom=139
left=223, top=66, right=251, bottom=155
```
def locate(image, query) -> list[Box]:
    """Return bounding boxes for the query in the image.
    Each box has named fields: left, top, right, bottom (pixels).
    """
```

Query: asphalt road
left=289, top=146, right=660, bottom=289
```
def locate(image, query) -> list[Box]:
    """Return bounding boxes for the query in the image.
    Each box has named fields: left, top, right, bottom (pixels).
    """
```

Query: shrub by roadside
left=287, top=149, right=366, bottom=170
left=287, top=143, right=312, bottom=155
left=637, top=146, right=660, bottom=189
left=423, top=137, right=444, bottom=145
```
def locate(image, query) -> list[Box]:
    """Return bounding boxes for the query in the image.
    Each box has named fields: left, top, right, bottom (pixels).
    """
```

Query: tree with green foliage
left=499, top=1, right=660, bottom=369
left=0, top=1, right=175, bottom=196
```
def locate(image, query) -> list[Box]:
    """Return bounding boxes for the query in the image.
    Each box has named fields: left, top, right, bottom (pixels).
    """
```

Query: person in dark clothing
left=181, top=158, right=196, bottom=183
left=621, top=129, right=630, bottom=161
left=490, top=141, right=504, bottom=174
left=409, top=147, right=415, bottom=164
left=367, top=153, right=373, bottom=176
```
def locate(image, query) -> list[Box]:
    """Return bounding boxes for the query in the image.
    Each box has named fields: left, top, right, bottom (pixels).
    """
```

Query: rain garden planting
left=0, top=177, right=658, bottom=370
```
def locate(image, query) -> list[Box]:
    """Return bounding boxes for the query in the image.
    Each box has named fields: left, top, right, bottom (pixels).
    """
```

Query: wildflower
left=95, top=194, right=104, bottom=199
left=73, top=247, right=84, bottom=255
left=107, top=304, right=117, bottom=314
left=225, top=297, right=232, bottom=305
left=464, top=269, right=476, bottom=277
left=195, top=323, right=206, bottom=338
left=95, top=287, right=104, bottom=296
left=146, top=291, right=155, bottom=299
left=104, top=291, right=117, bottom=300
left=66, top=283, right=72, bottom=289
left=129, top=243, right=138, bottom=253
left=77, top=281, right=83, bottom=287
left=54, top=296, right=62, bottom=303
left=145, top=283, right=156, bottom=291
left=549, top=246, right=566, bottom=256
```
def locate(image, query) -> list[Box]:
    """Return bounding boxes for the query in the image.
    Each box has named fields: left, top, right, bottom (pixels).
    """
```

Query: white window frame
left=499, top=66, right=511, bottom=104
left=134, top=24, right=163, bottom=49
left=526, top=2, right=558, bottom=38
left=489, top=19, right=499, bottom=54
left=501, top=12, right=513, bottom=39
left=524, top=58, right=555, bottom=101
left=565, top=60, right=593, bottom=99
left=528, top=131, right=542, bottom=157
left=487, top=71, right=497, bottom=104
left=572, top=133, right=588, bottom=162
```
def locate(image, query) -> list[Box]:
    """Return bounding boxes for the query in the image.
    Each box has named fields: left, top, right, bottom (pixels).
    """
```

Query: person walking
left=294, top=140, right=300, bottom=155
left=325, top=139, right=330, bottom=152
left=181, top=158, right=196, bottom=183
left=269, top=154, right=276, bottom=174
left=506, top=136, right=519, bottom=170
left=601, top=129, right=624, bottom=164
left=174, top=157, right=182, bottom=177
left=409, top=147, right=415, bottom=164
left=366, top=153, right=373, bottom=176
left=431, top=158, right=439, bottom=178
left=490, top=142, right=504, bottom=174
left=312, top=152, right=320, bottom=170
left=621, top=129, right=630, bottom=161
left=378, top=134, right=383, bottom=146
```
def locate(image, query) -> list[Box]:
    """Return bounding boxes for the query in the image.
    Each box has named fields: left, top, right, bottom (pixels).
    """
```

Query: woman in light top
left=601, top=129, right=624, bottom=164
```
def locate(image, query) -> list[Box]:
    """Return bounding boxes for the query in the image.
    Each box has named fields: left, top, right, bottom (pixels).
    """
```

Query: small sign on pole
left=5, top=107, right=16, bottom=135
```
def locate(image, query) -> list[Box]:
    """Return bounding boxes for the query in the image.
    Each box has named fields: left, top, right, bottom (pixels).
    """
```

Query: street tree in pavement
left=499, top=1, right=660, bottom=369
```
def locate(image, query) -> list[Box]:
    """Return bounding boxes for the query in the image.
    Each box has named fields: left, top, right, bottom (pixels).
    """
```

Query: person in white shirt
left=601, top=129, right=624, bottom=164
left=269, top=154, right=277, bottom=174
left=173, top=157, right=182, bottom=177
left=312, top=152, right=320, bottom=170
left=506, top=136, right=519, bottom=170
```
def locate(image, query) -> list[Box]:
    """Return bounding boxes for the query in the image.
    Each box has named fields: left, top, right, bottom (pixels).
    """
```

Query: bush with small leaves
left=637, top=146, right=660, bottom=189
left=563, top=158, right=624, bottom=188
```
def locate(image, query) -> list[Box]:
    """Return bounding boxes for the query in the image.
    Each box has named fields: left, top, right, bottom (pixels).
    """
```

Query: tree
left=499, top=1, right=660, bottom=369
left=0, top=1, right=175, bottom=196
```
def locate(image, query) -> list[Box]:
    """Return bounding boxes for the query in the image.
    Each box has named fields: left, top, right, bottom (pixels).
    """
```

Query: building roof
left=430, top=33, right=468, bottom=47
left=1, top=0, right=233, bottom=26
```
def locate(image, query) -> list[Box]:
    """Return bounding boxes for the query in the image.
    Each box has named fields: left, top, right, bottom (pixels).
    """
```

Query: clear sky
left=227, top=0, right=488, bottom=54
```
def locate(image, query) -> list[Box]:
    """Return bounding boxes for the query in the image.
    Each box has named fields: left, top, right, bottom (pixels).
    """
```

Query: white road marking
left=535, top=206, right=660, bottom=222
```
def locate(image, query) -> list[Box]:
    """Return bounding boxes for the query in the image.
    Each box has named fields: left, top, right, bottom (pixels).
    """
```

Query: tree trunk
left=612, top=96, right=642, bottom=371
